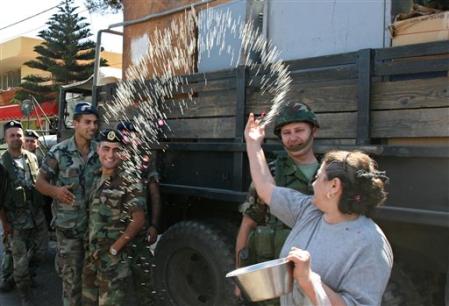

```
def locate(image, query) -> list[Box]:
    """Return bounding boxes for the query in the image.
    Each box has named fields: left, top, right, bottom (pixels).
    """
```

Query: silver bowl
left=226, top=257, right=293, bottom=302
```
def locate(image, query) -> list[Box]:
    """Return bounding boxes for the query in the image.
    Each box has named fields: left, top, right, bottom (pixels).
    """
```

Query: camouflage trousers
left=129, top=237, right=156, bottom=306
left=0, top=235, right=13, bottom=283
left=10, top=222, right=49, bottom=289
left=82, top=249, right=131, bottom=306
left=55, top=229, right=84, bottom=306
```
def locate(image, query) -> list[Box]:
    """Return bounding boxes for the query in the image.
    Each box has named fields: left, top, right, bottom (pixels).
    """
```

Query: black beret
left=4, top=120, right=22, bottom=132
left=99, top=129, right=123, bottom=144
left=116, top=121, right=137, bottom=132
left=24, top=130, right=39, bottom=139
left=74, top=102, right=98, bottom=117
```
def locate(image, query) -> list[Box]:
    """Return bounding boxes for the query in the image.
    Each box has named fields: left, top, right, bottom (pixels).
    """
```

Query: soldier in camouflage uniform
left=0, top=120, right=48, bottom=306
left=23, top=129, right=53, bottom=230
left=23, top=130, right=45, bottom=166
left=82, top=129, right=146, bottom=306
left=0, top=161, right=13, bottom=293
left=117, top=121, right=161, bottom=306
left=36, top=102, right=100, bottom=306
left=235, top=103, right=320, bottom=305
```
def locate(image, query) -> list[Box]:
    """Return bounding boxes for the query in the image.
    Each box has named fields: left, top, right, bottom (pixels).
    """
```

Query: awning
left=0, top=101, right=58, bottom=121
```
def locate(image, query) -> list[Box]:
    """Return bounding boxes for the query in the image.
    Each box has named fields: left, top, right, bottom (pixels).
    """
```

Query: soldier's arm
left=36, top=172, right=74, bottom=205
left=235, top=215, right=257, bottom=268
left=146, top=151, right=161, bottom=244
left=0, top=208, right=10, bottom=237
left=110, top=209, right=146, bottom=254
left=235, top=183, right=268, bottom=267
left=147, top=180, right=160, bottom=244
left=0, top=166, right=11, bottom=236
left=110, top=179, right=146, bottom=254
left=36, top=153, right=74, bottom=204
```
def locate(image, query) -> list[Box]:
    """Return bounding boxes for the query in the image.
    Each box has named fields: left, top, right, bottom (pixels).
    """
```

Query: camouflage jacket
left=40, top=136, right=100, bottom=233
left=1, top=150, right=46, bottom=229
left=86, top=169, right=145, bottom=254
left=34, top=147, right=46, bottom=167
left=241, top=154, right=318, bottom=226
left=0, top=164, right=8, bottom=209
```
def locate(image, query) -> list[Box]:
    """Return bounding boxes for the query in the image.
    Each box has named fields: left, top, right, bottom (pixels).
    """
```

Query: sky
left=0, top=0, right=123, bottom=53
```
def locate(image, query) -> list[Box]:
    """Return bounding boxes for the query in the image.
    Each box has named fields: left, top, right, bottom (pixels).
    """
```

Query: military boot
left=18, top=286, right=35, bottom=306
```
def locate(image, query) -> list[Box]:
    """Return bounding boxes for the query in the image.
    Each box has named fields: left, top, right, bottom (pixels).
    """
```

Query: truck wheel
left=382, top=264, right=432, bottom=306
left=154, top=220, right=239, bottom=306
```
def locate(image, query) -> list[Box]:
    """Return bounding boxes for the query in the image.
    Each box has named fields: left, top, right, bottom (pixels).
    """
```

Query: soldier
left=23, top=129, right=53, bottom=232
left=23, top=130, right=45, bottom=166
left=82, top=129, right=146, bottom=306
left=0, top=163, right=13, bottom=293
left=0, top=120, right=48, bottom=306
left=117, top=121, right=160, bottom=306
left=235, top=103, right=320, bottom=304
left=36, top=102, right=100, bottom=306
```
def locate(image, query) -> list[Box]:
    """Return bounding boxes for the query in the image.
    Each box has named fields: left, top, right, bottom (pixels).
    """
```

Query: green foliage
left=84, top=0, right=122, bottom=13
left=17, top=0, right=108, bottom=102
left=415, top=0, right=449, bottom=10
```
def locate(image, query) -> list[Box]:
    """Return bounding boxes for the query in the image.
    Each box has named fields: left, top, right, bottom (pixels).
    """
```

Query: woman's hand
left=288, top=247, right=344, bottom=306
left=287, top=247, right=312, bottom=283
left=244, top=113, right=265, bottom=146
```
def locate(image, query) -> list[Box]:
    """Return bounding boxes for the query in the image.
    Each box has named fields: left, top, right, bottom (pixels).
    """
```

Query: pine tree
left=17, top=0, right=107, bottom=102
left=85, top=0, right=122, bottom=13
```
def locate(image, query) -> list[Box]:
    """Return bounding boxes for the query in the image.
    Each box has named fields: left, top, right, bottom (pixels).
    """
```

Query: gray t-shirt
left=270, top=187, right=393, bottom=306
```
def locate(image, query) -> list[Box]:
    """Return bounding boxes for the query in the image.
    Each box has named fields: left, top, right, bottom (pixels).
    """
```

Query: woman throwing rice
left=244, top=113, right=393, bottom=306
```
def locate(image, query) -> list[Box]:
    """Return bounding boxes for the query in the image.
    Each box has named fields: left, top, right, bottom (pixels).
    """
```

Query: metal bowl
left=226, top=258, right=293, bottom=302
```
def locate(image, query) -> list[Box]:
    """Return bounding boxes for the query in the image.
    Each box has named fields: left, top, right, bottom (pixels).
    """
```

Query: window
left=0, top=70, right=21, bottom=90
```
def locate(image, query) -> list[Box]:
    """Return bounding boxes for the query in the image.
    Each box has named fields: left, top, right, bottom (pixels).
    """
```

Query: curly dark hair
left=322, top=150, right=389, bottom=217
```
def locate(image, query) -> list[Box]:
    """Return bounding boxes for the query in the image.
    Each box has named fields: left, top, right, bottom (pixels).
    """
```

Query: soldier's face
left=5, top=128, right=23, bottom=151
left=23, top=137, right=38, bottom=151
left=280, top=122, right=316, bottom=157
left=98, top=142, right=122, bottom=170
left=74, top=114, right=98, bottom=141
left=121, top=130, right=140, bottom=147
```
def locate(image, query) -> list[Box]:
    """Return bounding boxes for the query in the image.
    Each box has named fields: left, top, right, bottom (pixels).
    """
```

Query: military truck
left=58, top=1, right=448, bottom=306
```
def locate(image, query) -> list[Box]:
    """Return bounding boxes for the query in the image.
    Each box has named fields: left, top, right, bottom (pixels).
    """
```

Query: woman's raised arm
left=244, top=113, right=275, bottom=204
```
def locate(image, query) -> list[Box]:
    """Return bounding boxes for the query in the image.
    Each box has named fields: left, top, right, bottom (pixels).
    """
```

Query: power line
left=0, top=8, right=91, bottom=43
left=0, top=5, right=60, bottom=32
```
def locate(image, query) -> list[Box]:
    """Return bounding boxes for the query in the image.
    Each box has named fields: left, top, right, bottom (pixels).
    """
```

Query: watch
left=109, top=247, right=118, bottom=256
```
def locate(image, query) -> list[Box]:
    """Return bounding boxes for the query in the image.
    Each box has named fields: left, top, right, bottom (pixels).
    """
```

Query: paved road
left=0, top=231, right=62, bottom=306
left=0, top=226, right=153, bottom=306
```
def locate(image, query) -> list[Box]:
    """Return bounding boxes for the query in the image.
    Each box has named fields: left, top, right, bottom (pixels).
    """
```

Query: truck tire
left=382, top=264, right=432, bottom=306
left=153, top=220, right=239, bottom=306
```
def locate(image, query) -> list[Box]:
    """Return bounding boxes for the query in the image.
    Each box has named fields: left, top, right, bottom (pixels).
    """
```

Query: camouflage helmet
left=273, top=102, right=319, bottom=136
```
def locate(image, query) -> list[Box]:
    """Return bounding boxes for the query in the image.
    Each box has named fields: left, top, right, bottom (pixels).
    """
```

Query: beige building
left=0, top=36, right=122, bottom=98
left=0, top=36, right=121, bottom=138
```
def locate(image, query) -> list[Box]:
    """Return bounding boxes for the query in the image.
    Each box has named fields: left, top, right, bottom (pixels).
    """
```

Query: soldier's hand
left=147, top=226, right=158, bottom=245
left=54, top=186, right=75, bottom=205
left=2, top=222, right=11, bottom=238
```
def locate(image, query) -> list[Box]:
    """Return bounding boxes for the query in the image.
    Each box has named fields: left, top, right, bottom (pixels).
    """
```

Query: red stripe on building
left=0, top=101, right=58, bottom=121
